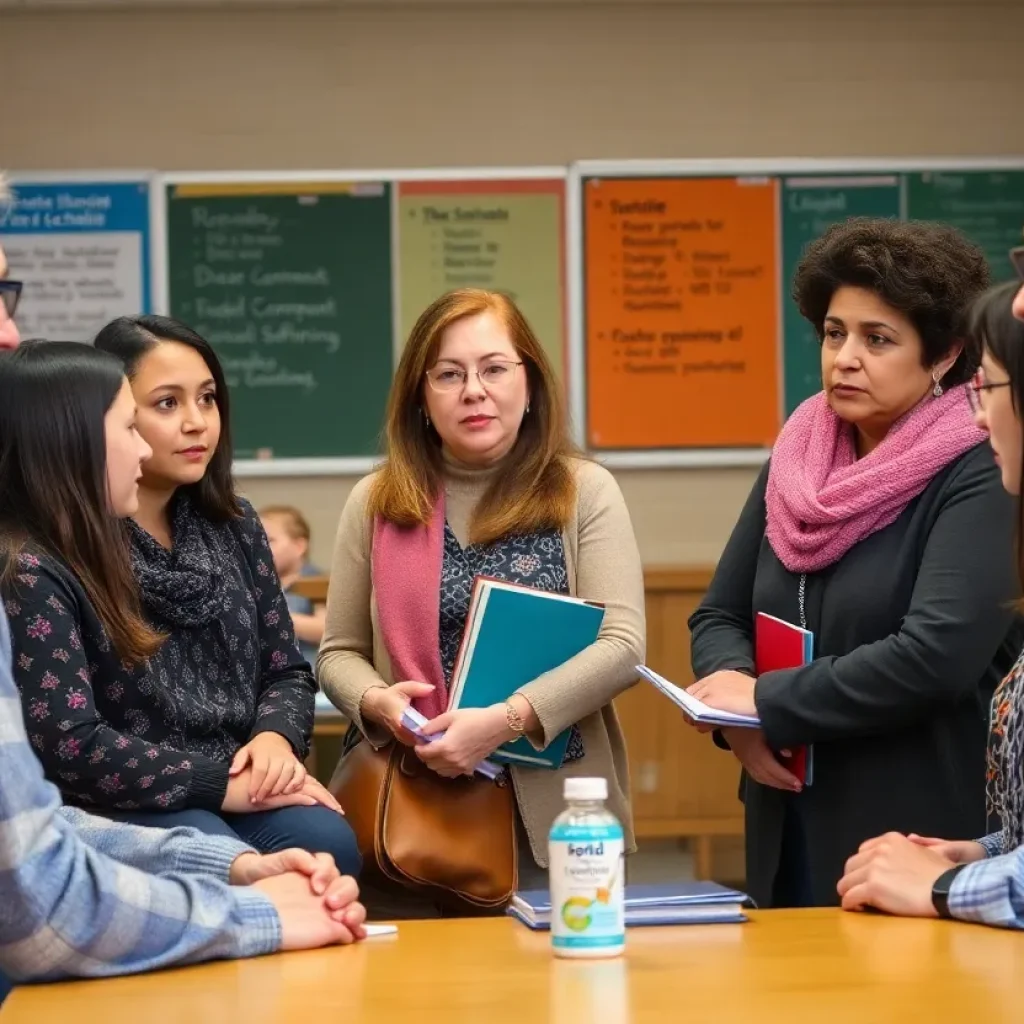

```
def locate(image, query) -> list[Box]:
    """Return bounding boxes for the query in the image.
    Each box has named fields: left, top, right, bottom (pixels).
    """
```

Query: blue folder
left=448, top=578, right=605, bottom=768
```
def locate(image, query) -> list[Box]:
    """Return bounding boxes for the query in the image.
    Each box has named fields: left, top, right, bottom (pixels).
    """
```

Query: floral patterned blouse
left=3, top=500, right=315, bottom=812
left=439, top=522, right=584, bottom=764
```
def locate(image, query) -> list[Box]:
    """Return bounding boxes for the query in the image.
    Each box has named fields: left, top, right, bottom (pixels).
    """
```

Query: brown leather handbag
left=330, top=737, right=517, bottom=911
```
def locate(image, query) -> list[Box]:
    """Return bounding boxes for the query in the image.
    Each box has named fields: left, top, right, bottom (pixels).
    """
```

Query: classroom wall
left=3, top=1, right=1021, bottom=566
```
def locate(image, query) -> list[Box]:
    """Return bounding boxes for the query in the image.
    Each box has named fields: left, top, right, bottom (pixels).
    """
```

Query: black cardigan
left=689, top=443, right=1024, bottom=908
left=5, top=501, right=315, bottom=813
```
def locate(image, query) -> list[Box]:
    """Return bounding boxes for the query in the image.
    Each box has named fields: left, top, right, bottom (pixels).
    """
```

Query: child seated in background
left=259, top=505, right=327, bottom=669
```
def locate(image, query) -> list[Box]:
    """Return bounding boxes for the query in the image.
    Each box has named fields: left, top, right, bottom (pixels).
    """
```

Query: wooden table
left=5, top=909, right=1022, bottom=1022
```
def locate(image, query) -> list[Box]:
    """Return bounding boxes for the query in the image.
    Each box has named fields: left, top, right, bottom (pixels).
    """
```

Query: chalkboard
left=3, top=177, right=152, bottom=342
left=780, top=175, right=901, bottom=414
left=165, top=182, right=393, bottom=463
left=906, top=170, right=1024, bottom=285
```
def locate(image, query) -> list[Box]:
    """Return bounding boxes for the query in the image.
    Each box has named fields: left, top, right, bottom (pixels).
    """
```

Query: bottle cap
left=564, top=777, right=608, bottom=801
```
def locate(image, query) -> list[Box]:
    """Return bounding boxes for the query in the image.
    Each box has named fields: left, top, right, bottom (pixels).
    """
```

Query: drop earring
left=423, top=408, right=431, bottom=427
left=526, top=400, right=531, bottom=414
left=932, top=373, right=943, bottom=398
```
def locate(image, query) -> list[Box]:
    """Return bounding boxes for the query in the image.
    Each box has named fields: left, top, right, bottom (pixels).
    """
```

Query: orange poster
left=584, top=176, right=781, bottom=449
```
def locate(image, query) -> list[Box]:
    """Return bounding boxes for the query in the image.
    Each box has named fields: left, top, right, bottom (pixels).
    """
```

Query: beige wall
left=3, top=1, right=1020, bottom=566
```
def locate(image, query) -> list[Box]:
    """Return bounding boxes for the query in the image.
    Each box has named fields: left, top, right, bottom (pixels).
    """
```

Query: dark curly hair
left=793, top=218, right=990, bottom=387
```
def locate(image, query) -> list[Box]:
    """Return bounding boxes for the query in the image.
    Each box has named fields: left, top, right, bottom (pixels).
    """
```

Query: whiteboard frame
left=154, top=166, right=568, bottom=477
left=568, top=155, right=1024, bottom=468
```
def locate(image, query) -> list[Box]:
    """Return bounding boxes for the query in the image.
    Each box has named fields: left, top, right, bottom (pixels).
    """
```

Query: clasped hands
left=684, top=670, right=802, bottom=793
left=223, top=731, right=344, bottom=815
left=361, top=680, right=520, bottom=778
left=230, top=847, right=366, bottom=948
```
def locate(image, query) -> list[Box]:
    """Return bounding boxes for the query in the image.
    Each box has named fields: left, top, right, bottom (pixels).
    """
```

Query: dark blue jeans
left=104, top=806, right=362, bottom=878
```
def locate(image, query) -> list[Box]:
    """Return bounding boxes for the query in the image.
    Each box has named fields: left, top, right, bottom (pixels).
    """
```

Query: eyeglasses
left=425, top=359, right=523, bottom=394
left=966, top=367, right=1012, bottom=414
left=0, top=280, right=22, bottom=319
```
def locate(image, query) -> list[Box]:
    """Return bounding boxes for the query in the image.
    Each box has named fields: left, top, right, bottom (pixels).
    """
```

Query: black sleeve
left=5, top=558, right=228, bottom=811
left=688, top=463, right=769, bottom=680
left=756, top=450, right=1021, bottom=749
left=235, top=501, right=316, bottom=759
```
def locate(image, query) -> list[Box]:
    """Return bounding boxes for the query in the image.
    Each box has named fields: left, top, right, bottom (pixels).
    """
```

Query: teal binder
left=449, top=578, right=605, bottom=768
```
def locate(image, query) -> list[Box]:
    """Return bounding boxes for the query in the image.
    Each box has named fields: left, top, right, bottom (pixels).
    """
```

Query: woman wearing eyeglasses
left=318, top=288, right=645, bottom=917
left=837, top=279, right=1024, bottom=928
left=686, top=219, right=1024, bottom=910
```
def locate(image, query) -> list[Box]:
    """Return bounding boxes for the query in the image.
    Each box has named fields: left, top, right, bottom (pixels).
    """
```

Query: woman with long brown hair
left=319, top=288, right=646, bottom=916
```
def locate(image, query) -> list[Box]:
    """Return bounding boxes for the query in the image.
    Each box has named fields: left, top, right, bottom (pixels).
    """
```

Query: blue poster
left=0, top=180, right=152, bottom=342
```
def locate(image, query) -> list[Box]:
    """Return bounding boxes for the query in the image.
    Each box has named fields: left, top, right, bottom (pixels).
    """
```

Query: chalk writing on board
left=178, top=203, right=343, bottom=389
left=167, top=184, right=393, bottom=460
left=907, top=171, right=1024, bottom=283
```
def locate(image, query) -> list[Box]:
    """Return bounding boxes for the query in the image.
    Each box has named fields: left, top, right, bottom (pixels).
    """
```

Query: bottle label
left=549, top=822, right=625, bottom=950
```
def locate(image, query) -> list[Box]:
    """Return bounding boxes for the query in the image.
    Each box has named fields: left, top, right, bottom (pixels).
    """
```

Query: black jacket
left=689, top=443, right=1023, bottom=908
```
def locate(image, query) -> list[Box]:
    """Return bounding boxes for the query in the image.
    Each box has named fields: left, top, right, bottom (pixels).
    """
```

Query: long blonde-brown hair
left=369, top=289, right=580, bottom=544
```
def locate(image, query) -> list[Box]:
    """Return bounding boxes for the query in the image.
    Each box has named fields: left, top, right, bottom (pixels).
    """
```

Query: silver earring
left=526, top=401, right=531, bottom=414
left=423, top=409, right=431, bottom=427
left=932, top=374, right=943, bottom=398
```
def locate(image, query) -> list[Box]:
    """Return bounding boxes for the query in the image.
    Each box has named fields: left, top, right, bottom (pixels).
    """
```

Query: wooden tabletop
left=5, top=909, right=1021, bottom=1023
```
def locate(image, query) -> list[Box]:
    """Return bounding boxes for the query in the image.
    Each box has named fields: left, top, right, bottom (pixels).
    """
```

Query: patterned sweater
left=4, top=499, right=316, bottom=812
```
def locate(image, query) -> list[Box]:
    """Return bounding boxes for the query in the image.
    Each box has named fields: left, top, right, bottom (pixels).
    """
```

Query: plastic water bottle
left=548, top=777, right=625, bottom=958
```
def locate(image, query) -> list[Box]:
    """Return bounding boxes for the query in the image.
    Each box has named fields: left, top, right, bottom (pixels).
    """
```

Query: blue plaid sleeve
left=947, top=847, right=1024, bottom=929
left=0, top=604, right=282, bottom=982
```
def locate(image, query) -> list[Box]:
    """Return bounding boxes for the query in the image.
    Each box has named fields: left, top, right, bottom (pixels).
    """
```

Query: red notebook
left=754, top=612, right=814, bottom=786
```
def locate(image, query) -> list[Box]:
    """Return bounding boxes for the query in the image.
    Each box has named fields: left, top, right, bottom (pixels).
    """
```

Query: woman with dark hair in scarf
left=686, top=220, right=1023, bottom=910
left=20, top=314, right=361, bottom=875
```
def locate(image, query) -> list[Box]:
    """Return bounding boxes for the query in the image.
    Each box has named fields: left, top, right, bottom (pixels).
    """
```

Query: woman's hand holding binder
left=361, top=681, right=436, bottom=746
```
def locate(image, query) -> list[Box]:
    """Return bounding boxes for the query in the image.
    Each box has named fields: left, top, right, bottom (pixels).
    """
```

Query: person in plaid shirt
left=838, top=276, right=1024, bottom=928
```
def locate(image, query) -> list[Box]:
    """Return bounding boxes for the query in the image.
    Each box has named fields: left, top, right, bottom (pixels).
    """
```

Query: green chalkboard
left=781, top=176, right=902, bottom=414
left=166, top=183, right=393, bottom=461
left=906, top=170, right=1024, bottom=286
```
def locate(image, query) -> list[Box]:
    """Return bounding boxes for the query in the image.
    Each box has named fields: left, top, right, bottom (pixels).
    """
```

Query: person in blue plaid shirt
left=838, top=276, right=1024, bottom=928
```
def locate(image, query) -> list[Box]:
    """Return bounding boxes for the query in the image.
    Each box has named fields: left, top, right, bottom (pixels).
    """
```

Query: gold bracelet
left=504, top=700, right=526, bottom=734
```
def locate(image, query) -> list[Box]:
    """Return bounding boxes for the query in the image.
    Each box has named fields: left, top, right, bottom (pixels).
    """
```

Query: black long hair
left=970, top=281, right=1024, bottom=596
left=94, top=315, right=241, bottom=522
left=0, top=341, right=163, bottom=663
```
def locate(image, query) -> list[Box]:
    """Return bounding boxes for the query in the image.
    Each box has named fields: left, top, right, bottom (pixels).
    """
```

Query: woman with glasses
left=837, top=279, right=1024, bottom=928
left=686, top=219, right=1024, bottom=910
left=318, top=288, right=645, bottom=917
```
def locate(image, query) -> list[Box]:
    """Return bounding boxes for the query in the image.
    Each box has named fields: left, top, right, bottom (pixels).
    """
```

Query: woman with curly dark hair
left=685, top=218, right=1024, bottom=909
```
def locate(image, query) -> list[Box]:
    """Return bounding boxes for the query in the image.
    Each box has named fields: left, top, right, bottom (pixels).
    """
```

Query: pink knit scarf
left=765, top=388, right=986, bottom=574
left=370, top=495, right=448, bottom=720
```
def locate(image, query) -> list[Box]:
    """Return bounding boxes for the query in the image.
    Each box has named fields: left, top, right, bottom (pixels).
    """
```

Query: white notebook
left=637, top=666, right=760, bottom=728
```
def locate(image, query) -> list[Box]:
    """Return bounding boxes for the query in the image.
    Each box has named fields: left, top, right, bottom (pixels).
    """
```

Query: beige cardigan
left=317, top=455, right=645, bottom=866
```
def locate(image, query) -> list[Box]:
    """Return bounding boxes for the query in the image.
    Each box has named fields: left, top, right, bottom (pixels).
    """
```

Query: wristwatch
left=931, top=865, right=967, bottom=919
